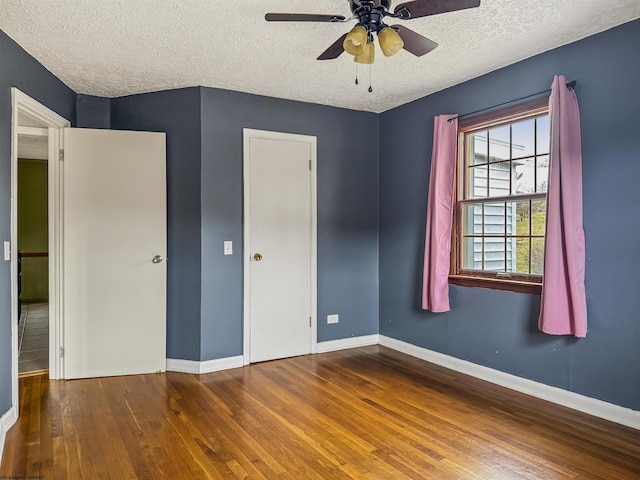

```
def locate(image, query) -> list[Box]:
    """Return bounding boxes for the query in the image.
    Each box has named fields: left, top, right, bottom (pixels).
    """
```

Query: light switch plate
left=327, top=314, right=339, bottom=324
left=224, top=241, right=233, bottom=255
left=3, top=241, right=10, bottom=261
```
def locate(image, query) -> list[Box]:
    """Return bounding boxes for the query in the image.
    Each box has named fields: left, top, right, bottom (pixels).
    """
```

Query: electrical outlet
left=224, top=241, right=233, bottom=255
left=3, top=241, right=10, bottom=261
left=327, top=314, right=339, bottom=324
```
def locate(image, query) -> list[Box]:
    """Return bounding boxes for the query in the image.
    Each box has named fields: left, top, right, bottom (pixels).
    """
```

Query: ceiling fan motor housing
left=350, top=0, right=393, bottom=32
left=350, top=0, right=392, bottom=12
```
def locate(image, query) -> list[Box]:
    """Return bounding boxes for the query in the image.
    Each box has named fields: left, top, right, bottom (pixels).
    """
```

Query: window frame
left=449, top=97, right=549, bottom=295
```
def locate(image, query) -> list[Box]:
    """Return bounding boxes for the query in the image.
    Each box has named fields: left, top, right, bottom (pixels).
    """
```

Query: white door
left=245, top=130, right=316, bottom=363
left=62, top=128, right=166, bottom=379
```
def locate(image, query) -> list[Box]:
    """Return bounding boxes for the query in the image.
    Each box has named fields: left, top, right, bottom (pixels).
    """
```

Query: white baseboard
left=166, top=356, right=244, bottom=375
left=0, top=405, right=18, bottom=467
left=379, top=335, right=640, bottom=430
left=317, top=334, right=380, bottom=353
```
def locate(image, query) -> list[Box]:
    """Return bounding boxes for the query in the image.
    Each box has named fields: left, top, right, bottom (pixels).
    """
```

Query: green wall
left=18, top=159, right=48, bottom=302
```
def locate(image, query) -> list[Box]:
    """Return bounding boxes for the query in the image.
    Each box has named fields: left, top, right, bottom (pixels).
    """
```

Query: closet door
left=244, top=129, right=316, bottom=363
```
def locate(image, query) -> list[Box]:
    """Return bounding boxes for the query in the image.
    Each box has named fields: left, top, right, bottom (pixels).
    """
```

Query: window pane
left=457, top=110, right=549, bottom=285
left=488, top=162, right=510, bottom=197
left=511, top=118, right=535, bottom=159
left=536, top=155, right=549, bottom=192
left=488, top=125, right=510, bottom=162
left=531, top=199, right=546, bottom=235
left=469, top=131, right=488, bottom=165
left=467, top=165, right=487, bottom=198
left=506, top=235, right=515, bottom=272
left=484, top=238, right=505, bottom=271
left=463, top=237, right=482, bottom=270
left=505, top=200, right=516, bottom=235
left=510, top=200, right=530, bottom=236
left=512, top=159, right=535, bottom=194
left=531, top=238, right=545, bottom=274
left=462, top=203, right=483, bottom=235
left=484, top=202, right=505, bottom=236
left=510, top=237, right=530, bottom=274
left=536, top=116, right=550, bottom=154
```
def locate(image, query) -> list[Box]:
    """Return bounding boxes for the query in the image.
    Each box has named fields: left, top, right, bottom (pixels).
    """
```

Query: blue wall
left=111, top=88, right=203, bottom=361
left=76, top=94, right=111, bottom=129
left=0, top=30, right=76, bottom=415
left=378, top=19, right=640, bottom=410
left=199, top=88, right=379, bottom=360
left=109, top=86, right=380, bottom=362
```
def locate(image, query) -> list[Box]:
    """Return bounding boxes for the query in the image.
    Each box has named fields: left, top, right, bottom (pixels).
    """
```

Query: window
left=450, top=98, right=549, bottom=294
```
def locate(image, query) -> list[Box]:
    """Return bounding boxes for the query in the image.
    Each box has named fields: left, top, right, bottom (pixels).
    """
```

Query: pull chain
left=355, top=63, right=359, bottom=85
left=368, top=63, right=373, bottom=93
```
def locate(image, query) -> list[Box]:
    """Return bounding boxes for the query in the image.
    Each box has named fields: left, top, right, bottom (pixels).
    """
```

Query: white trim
left=10, top=90, right=70, bottom=419
left=17, top=125, right=48, bottom=137
left=379, top=335, right=640, bottom=430
left=242, top=129, right=318, bottom=366
left=48, top=127, right=65, bottom=379
left=317, top=334, right=380, bottom=353
left=0, top=405, right=18, bottom=467
left=166, top=356, right=244, bottom=375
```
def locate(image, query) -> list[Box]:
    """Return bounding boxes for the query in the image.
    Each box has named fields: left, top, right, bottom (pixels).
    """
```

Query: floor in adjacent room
left=18, top=302, right=49, bottom=375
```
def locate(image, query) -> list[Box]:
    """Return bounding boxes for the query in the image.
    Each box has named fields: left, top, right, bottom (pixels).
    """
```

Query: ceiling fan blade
left=265, top=13, right=346, bottom=22
left=317, top=33, right=348, bottom=60
left=391, top=25, right=438, bottom=56
left=394, top=0, right=480, bottom=19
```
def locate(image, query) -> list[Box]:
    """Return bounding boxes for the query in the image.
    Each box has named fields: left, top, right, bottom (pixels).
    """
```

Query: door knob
left=152, top=255, right=164, bottom=264
left=253, top=253, right=263, bottom=261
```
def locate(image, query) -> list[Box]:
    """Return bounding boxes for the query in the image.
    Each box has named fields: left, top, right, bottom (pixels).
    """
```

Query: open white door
left=62, top=128, right=166, bottom=379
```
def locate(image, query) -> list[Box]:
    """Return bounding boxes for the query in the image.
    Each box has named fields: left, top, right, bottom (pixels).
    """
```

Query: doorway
left=17, top=133, right=50, bottom=375
left=10, top=89, right=69, bottom=415
left=242, top=129, right=318, bottom=364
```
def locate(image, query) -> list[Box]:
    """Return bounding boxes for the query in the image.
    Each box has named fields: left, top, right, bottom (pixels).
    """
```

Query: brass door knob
left=253, top=253, right=263, bottom=261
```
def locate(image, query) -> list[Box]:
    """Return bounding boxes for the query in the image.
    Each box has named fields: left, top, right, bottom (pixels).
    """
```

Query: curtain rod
left=447, top=80, right=577, bottom=124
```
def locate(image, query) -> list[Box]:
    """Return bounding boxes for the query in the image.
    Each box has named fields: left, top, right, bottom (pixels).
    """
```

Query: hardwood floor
left=2, top=346, right=639, bottom=479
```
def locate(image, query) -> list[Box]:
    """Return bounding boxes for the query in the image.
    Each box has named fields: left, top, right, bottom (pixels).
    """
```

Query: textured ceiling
left=18, top=136, right=47, bottom=160
left=1, top=1, right=639, bottom=113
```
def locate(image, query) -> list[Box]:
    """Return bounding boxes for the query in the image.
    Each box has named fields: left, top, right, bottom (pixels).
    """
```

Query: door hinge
left=309, top=316, right=312, bottom=327
left=309, top=159, right=311, bottom=171
left=59, top=346, right=64, bottom=358
left=59, top=149, right=64, bottom=161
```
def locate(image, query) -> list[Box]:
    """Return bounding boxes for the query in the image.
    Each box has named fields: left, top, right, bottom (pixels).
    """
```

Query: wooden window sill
left=449, top=275, right=542, bottom=295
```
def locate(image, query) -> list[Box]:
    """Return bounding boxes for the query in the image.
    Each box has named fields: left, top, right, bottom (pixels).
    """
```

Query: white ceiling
left=1, top=1, right=639, bottom=113
left=18, top=136, right=47, bottom=160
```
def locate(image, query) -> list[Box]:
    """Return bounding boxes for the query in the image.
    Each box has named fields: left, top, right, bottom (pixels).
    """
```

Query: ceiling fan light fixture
left=378, top=26, right=404, bottom=57
left=343, top=25, right=368, bottom=56
left=354, top=41, right=375, bottom=64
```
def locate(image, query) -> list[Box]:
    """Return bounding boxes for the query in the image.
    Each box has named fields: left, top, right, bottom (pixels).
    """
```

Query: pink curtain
left=538, top=75, right=588, bottom=337
left=422, top=115, right=458, bottom=312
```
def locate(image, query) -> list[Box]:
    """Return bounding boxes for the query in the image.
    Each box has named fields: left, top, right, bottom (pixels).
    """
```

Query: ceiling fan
left=266, top=0, right=481, bottom=64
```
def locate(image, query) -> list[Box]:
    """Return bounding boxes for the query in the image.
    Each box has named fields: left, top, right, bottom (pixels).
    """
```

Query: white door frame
left=11, top=88, right=70, bottom=412
left=242, top=128, right=317, bottom=365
